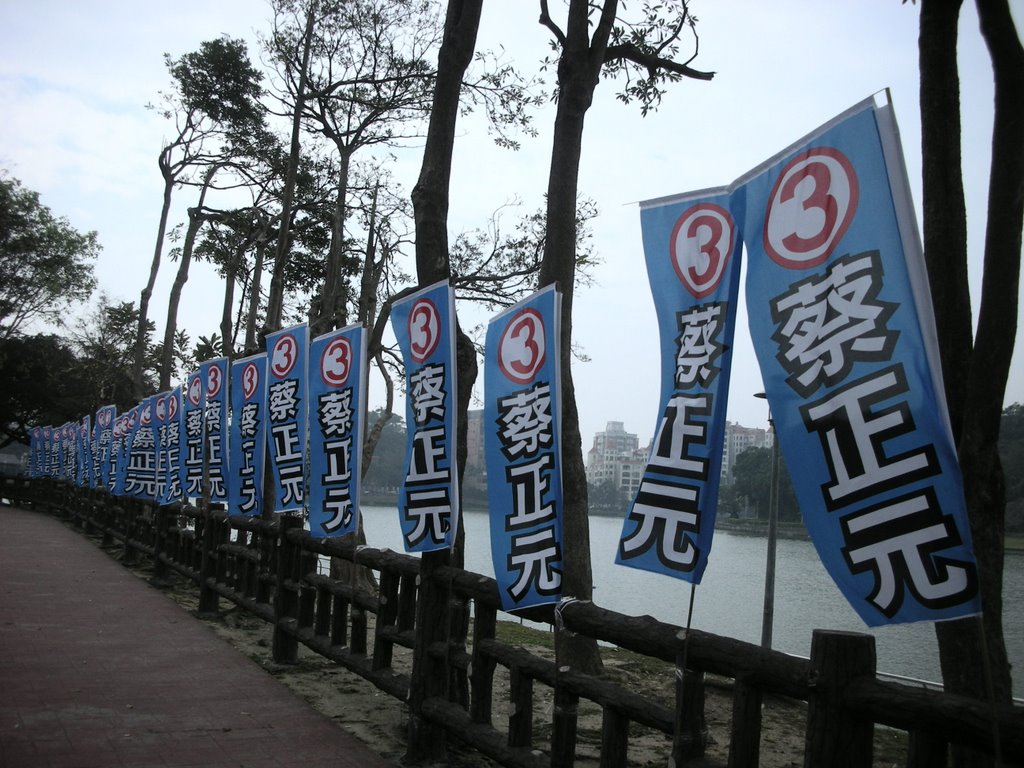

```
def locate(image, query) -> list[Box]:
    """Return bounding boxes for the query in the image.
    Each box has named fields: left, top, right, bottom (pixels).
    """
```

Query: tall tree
left=536, top=0, right=713, bottom=672
left=133, top=36, right=265, bottom=396
left=405, top=1, right=484, bottom=760
left=918, top=0, right=1023, bottom=755
left=279, top=0, right=440, bottom=335
left=0, top=174, right=98, bottom=339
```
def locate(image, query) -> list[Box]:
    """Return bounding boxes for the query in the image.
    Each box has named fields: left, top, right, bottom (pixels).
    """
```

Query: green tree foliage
left=360, top=408, right=406, bottom=497
left=1000, top=403, right=1024, bottom=532
left=731, top=446, right=799, bottom=522
left=0, top=174, right=99, bottom=339
left=0, top=297, right=161, bottom=446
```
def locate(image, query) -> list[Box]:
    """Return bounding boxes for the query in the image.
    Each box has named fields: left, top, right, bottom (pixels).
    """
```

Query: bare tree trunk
left=133, top=170, right=174, bottom=398
left=406, top=2, right=483, bottom=760
left=921, top=3, right=1022, bottom=764
left=159, top=172, right=214, bottom=388
left=317, top=149, right=353, bottom=336
left=265, top=3, right=316, bottom=334
left=244, top=240, right=266, bottom=354
left=536, top=0, right=617, bottom=677
left=220, top=252, right=238, bottom=360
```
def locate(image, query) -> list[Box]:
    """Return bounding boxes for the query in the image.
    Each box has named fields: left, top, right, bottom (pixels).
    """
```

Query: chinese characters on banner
left=180, top=369, right=206, bottom=500
left=617, top=189, right=743, bottom=583
left=123, top=396, right=159, bottom=501
left=734, top=98, right=978, bottom=626
left=484, top=285, right=564, bottom=612
left=155, top=388, right=183, bottom=505
left=392, top=281, right=460, bottom=552
left=620, top=95, right=979, bottom=627
left=308, top=325, right=366, bottom=537
left=229, top=354, right=267, bottom=517
left=92, top=405, right=116, bottom=489
left=266, top=323, right=309, bottom=514
left=201, top=357, right=229, bottom=503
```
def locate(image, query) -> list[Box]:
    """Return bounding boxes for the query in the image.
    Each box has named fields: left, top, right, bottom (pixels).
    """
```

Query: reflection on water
left=360, top=505, right=1023, bottom=695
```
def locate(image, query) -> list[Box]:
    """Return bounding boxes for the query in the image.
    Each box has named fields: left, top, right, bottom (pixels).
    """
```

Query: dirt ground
left=124, top=554, right=908, bottom=767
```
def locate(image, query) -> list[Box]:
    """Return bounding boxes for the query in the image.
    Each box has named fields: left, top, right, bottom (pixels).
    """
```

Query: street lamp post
left=755, top=392, right=780, bottom=649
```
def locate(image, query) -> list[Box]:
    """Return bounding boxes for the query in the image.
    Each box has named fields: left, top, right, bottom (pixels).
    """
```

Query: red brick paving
left=0, top=505, right=398, bottom=767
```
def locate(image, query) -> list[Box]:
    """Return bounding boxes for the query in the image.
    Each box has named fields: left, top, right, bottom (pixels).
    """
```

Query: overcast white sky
left=1, top=1, right=1021, bottom=449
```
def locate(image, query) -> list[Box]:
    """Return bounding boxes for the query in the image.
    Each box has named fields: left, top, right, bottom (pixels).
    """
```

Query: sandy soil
left=124, top=555, right=908, bottom=767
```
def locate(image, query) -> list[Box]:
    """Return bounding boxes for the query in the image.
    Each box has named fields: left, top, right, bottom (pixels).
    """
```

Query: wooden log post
left=272, top=514, right=303, bottom=664
left=372, top=569, right=401, bottom=671
left=150, top=505, right=172, bottom=587
left=672, top=662, right=708, bottom=763
left=470, top=601, right=497, bottom=726
left=197, top=509, right=223, bottom=616
left=804, top=630, right=875, bottom=768
left=728, top=672, right=763, bottom=768
left=508, top=665, right=534, bottom=749
left=600, top=705, right=630, bottom=768
left=405, top=551, right=452, bottom=763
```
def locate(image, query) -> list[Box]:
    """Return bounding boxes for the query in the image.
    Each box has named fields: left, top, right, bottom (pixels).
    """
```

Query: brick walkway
left=0, top=504, right=397, bottom=768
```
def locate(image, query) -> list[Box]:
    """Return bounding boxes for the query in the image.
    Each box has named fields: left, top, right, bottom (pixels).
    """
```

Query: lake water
left=359, top=505, right=1024, bottom=696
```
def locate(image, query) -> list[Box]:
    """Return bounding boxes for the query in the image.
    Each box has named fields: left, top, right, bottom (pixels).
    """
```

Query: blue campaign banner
left=180, top=369, right=206, bottom=500
left=77, top=416, right=92, bottom=488
left=733, top=97, right=979, bottom=625
left=229, top=353, right=267, bottom=517
left=155, top=389, right=183, bottom=505
left=308, top=326, right=366, bottom=537
left=266, top=323, right=309, bottom=514
left=94, top=406, right=116, bottom=491
left=391, top=281, right=460, bottom=552
left=484, top=284, right=564, bottom=612
left=123, top=396, right=159, bottom=501
left=201, top=357, right=229, bottom=503
left=112, top=408, right=138, bottom=497
left=29, top=427, right=43, bottom=478
left=617, top=188, right=743, bottom=584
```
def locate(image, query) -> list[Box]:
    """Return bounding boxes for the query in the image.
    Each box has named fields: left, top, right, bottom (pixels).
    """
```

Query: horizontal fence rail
left=4, top=475, right=1023, bottom=768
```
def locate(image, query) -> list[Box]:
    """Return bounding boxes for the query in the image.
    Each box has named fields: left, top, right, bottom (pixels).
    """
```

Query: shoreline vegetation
left=365, top=496, right=1024, bottom=553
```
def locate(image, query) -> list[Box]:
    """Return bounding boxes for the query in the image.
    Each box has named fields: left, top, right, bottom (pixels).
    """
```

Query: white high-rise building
left=585, top=421, right=648, bottom=497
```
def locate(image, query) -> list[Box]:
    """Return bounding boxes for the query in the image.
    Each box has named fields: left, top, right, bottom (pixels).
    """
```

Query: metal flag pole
left=756, top=392, right=780, bottom=649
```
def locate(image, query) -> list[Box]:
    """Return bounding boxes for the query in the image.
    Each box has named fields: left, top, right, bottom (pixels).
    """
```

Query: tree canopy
left=0, top=174, right=99, bottom=339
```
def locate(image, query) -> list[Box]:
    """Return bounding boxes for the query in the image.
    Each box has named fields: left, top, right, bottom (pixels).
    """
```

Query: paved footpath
left=0, top=505, right=397, bottom=768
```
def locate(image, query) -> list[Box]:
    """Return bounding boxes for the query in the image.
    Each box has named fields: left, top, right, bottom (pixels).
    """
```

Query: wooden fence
left=5, top=475, right=1023, bottom=768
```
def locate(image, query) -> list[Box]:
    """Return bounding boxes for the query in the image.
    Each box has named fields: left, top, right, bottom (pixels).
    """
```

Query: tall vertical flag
left=484, top=285, right=564, bottom=612
left=123, top=396, right=159, bottom=501
left=181, top=369, right=206, bottom=500
left=76, top=416, right=92, bottom=487
left=92, top=406, right=115, bottom=490
left=617, top=188, right=744, bottom=583
left=733, top=96, right=979, bottom=626
left=156, top=388, right=183, bottom=505
left=308, top=325, right=367, bottom=537
left=229, top=353, right=267, bottom=517
left=392, top=281, right=460, bottom=552
left=201, top=357, right=229, bottom=503
left=266, top=323, right=309, bottom=514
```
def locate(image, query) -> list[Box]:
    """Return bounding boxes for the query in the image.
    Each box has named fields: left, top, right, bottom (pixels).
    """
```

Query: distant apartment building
left=585, top=421, right=648, bottom=498
left=585, top=418, right=772, bottom=496
left=720, top=420, right=773, bottom=484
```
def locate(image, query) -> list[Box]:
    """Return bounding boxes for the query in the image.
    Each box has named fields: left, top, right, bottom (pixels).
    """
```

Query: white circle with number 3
left=670, top=202, right=735, bottom=298
left=271, top=334, right=298, bottom=378
left=763, top=147, right=858, bottom=269
left=321, top=337, right=352, bottom=387
left=498, top=308, right=546, bottom=384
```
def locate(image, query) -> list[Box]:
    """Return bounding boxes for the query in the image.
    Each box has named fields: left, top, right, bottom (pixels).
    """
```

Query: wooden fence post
left=272, top=514, right=303, bottom=664
left=804, top=629, right=875, bottom=768
left=672, top=658, right=708, bottom=764
left=405, top=551, right=451, bottom=763
left=197, top=508, right=223, bottom=616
